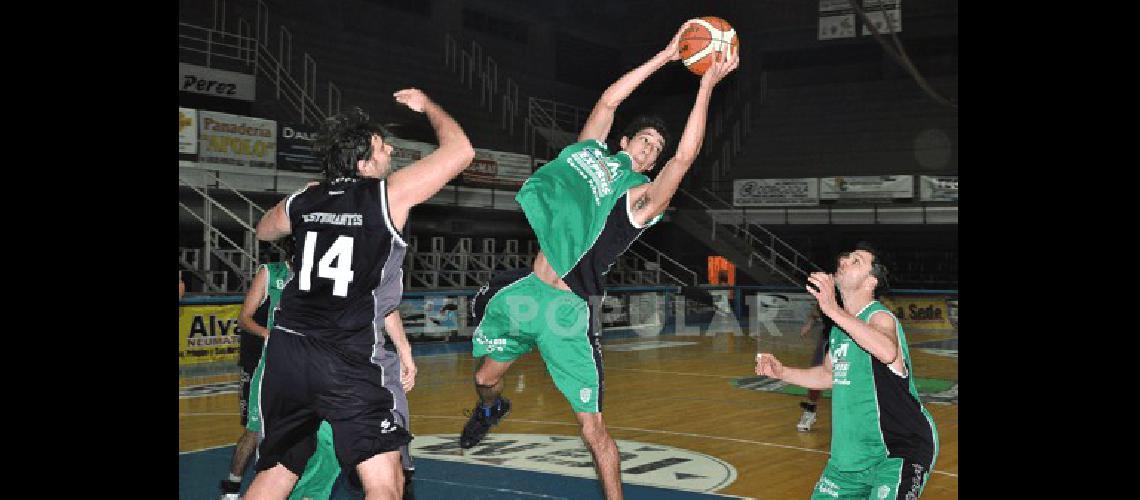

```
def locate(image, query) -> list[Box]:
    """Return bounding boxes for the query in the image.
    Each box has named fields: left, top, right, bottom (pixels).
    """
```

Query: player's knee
left=473, top=370, right=501, bottom=388
left=578, top=417, right=610, bottom=447
left=361, top=479, right=401, bottom=499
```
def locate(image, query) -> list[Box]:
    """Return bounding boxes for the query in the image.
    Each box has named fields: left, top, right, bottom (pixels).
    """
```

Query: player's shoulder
left=563, top=138, right=608, bottom=154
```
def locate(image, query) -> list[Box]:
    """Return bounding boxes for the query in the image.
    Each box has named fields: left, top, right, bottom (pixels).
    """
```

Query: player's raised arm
left=630, top=51, right=739, bottom=226
left=577, top=23, right=689, bottom=143
left=386, top=88, right=476, bottom=228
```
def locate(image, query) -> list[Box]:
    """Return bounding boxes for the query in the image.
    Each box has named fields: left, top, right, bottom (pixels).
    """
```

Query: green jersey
left=516, top=139, right=651, bottom=277
left=828, top=301, right=938, bottom=472
left=263, top=261, right=290, bottom=327
left=245, top=261, right=291, bottom=434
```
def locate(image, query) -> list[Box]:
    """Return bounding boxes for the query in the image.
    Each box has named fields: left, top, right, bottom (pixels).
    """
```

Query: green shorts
left=245, top=346, right=268, bottom=433
left=471, top=269, right=604, bottom=413
left=811, top=456, right=932, bottom=499
left=288, top=421, right=339, bottom=500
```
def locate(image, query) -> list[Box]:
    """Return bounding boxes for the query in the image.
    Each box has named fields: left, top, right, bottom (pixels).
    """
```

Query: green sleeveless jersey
left=828, top=301, right=938, bottom=471
left=264, top=261, right=291, bottom=328
left=516, top=139, right=651, bottom=278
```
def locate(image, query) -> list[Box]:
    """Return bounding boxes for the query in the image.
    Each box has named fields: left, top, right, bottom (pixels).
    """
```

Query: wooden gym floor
left=180, top=328, right=957, bottom=499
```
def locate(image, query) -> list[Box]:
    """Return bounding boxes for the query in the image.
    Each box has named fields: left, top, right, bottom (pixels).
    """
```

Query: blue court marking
left=179, top=446, right=743, bottom=499
left=410, top=341, right=471, bottom=357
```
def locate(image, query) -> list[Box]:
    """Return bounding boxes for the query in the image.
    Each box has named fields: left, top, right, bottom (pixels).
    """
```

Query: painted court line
left=415, top=478, right=569, bottom=499
left=413, top=415, right=958, bottom=479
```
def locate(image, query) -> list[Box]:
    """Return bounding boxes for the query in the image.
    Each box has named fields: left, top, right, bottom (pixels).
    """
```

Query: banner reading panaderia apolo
left=198, top=110, right=277, bottom=168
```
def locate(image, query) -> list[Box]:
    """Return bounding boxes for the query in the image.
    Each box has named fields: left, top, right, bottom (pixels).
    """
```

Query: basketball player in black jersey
left=246, top=89, right=474, bottom=499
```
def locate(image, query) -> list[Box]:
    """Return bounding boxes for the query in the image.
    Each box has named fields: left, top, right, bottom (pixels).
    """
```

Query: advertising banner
left=819, top=0, right=856, bottom=40
left=178, top=304, right=247, bottom=365
left=198, top=110, right=277, bottom=168
left=397, top=296, right=462, bottom=338
left=880, top=295, right=955, bottom=331
left=733, top=178, right=819, bottom=206
left=179, top=62, right=256, bottom=101
left=179, top=107, right=198, bottom=154
left=861, top=0, right=903, bottom=35
left=920, top=175, right=958, bottom=202
left=464, top=148, right=532, bottom=189
left=820, top=175, right=913, bottom=200
left=277, top=123, right=322, bottom=172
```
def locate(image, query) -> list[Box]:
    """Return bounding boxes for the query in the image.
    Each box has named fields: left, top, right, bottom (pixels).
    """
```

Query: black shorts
left=239, top=368, right=254, bottom=426
left=810, top=330, right=829, bottom=367
left=254, top=329, right=413, bottom=475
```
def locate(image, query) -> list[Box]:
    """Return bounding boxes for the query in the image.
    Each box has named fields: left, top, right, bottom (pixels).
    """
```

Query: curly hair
left=619, top=115, right=671, bottom=152
left=314, top=107, right=392, bottom=183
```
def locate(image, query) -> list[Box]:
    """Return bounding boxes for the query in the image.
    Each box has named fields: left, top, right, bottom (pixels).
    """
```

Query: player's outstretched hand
left=394, top=88, right=431, bottom=113
left=663, top=21, right=691, bottom=61
left=755, top=353, right=784, bottom=379
left=700, top=50, right=740, bottom=89
left=806, top=272, right=839, bottom=315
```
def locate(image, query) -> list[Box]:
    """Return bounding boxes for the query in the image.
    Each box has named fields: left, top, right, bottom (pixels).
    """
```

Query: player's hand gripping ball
left=678, top=17, right=739, bottom=76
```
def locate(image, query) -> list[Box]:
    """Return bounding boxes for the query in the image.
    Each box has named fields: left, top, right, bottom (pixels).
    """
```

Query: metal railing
left=179, top=172, right=290, bottom=292
left=628, top=240, right=699, bottom=287
left=677, top=187, right=823, bottom=285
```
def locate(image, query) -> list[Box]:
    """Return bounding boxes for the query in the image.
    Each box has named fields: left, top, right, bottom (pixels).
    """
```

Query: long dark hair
left=315, top=107, right=391, bottom=183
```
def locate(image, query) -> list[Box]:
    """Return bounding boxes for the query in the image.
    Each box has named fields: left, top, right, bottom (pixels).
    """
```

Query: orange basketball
left=678, top=17, right=739, bottom=76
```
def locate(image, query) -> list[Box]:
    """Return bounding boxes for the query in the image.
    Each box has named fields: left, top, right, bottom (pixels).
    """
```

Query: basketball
left=678, top=17, right=739, bottom=76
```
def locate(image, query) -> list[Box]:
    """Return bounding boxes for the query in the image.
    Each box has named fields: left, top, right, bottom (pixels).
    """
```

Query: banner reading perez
left=734, top=178, right=819, bottom=207
left=179, top=62, right=255, bottom=101
left=198, top=111, right=277, bottom=168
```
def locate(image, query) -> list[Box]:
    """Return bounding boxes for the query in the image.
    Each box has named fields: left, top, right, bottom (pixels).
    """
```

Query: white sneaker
left=220, top=494, right=240, bottom=500
left=797, top=411, right=817, bottom=432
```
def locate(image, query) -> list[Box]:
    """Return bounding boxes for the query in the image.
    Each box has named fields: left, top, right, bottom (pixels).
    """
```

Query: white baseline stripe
left=411, top=415, right=958, bottom=479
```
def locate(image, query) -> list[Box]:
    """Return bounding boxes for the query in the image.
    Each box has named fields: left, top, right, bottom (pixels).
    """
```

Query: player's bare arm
left=578, top=23, right=688, bottom=143
left=237, top=267, right=270, bottom=338
left=755, top=352, right=833, bottom=390
left=256, top=198, right=293, bottom=241
left=807, top=272, right=905, bottom=374
left=386, top=88, right=475, bottom=230
left=629, top=51, right=739, bottom=226
left=383, top=310, right=418, bottom=393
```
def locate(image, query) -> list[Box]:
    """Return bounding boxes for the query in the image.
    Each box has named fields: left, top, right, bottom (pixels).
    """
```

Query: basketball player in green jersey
left=756, top=242, right=939, bottom=499
left=222, top=243, right=294, bottom=499
left=460, top=23, right=738, bottom=500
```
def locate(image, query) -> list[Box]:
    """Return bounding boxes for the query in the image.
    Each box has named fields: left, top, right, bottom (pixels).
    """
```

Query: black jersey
left=274, top=178, right=407, bottom=347
left=561, top=192, right=658, bottom=302
left=238, top=299, right=269, bottom=371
